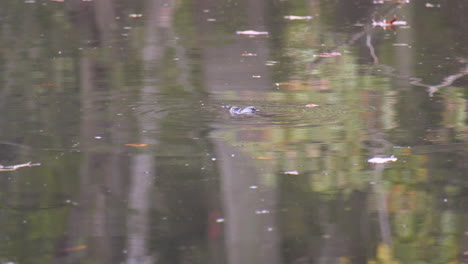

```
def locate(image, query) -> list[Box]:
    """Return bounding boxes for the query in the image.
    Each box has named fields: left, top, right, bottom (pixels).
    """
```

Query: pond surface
left=0, top=0, right=467, bottom=263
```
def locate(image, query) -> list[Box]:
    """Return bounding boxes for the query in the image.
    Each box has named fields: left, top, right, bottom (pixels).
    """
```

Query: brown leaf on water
left=275, top=82, right=293, bottom=86
left=317, top=52, right=342, bottom=58
left=124, top=143, right=149, bottom=147
left=35, top=83, right=58, bottom=87
left=241, top=53, right=257, bottom=56
left=60, top=245, right=87, bottom=252
left=255, top=156, right=275, bottom=160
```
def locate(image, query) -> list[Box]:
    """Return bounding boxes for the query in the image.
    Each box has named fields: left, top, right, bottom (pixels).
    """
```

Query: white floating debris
left=94, top=136, right=102, bottom=139
left=255, top=209, right=270, bottom=215
left=368, top=155, right=397, bottom=164
left=393, top=43, right=409, bottom=46
left=236, top=30, right=269, bottom=36
left=0, top=162, right=41, bottom=171
left=129, top=14, right=143, bottom=18
left=241, top=53, right=257, bottom=56
left=207, top=18, right=216, bottom=22
left=249, top=185, right=258, bottom=189
left=425, top=3, right=440, bottom=8
left=252, top=75, right=261, bottom=78
left=284, top=15, right=313, bottom=20
left=372, top=19, right=407, bottom=27
left=216, top=218, right=225, bottom=223
left=283, top=170, right=299, bottom=175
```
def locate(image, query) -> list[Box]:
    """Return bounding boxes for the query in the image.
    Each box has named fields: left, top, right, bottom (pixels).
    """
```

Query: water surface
left=0, top=0, right=466, bottom=264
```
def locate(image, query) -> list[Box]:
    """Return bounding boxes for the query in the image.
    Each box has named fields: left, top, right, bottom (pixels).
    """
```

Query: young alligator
left=222, top=105, right=258, bottom=116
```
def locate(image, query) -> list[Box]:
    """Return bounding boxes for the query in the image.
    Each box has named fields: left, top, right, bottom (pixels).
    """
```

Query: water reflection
left=0, top=0, right=466, bottom=264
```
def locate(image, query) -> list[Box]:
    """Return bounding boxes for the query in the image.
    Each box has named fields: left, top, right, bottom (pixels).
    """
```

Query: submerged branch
left=375, top=60, right=468, bottom=96
left=408, top=62, right=468, bottom=96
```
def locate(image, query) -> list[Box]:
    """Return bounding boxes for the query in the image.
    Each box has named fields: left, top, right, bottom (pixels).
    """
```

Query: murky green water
left=0, top=0, right=466, bottom=263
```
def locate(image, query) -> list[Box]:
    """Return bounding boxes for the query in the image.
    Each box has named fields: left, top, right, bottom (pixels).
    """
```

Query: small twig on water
left=0, top=162, right=41, bottom=171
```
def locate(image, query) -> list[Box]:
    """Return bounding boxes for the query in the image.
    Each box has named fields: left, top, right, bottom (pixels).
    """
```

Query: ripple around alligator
left=127, top=96, right=362, bottom=137
left=210, top=101, right=360, bottom=129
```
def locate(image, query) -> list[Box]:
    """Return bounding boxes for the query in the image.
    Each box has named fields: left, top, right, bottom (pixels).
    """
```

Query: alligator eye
left=249, top=107, right=257, bottom=112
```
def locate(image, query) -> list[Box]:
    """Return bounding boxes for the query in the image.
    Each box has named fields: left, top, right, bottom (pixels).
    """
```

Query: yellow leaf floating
left=124, top=143, right=149, bottom=147
left=61, top=245, right=87, bottom=252
left=255, top=156, right=275, bottom=160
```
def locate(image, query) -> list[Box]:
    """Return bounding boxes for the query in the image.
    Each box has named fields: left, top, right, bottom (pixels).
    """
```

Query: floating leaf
left=284, top=15, right=313, bottom=20
left=124, top=143, right=149, bottom=147
left=35, top=83, right=58, bottom=86
left=368, top=155, right=397, bottom=164
left=275, top=82, right=293, bottom=86
left=236, top=30, right=269, bottom=36
left=255, top=156, right=275, bottom=160
left=283, top=170, right=299, bottom=175
left=316, top=52, right=342, bottom=58
left=372, top=17, right=407, bottom=29
left=241, top=53, right=257, bottom=56
left=425, top=3, right=440, bottom=7
left=60, top=245, right=87, bottom=252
